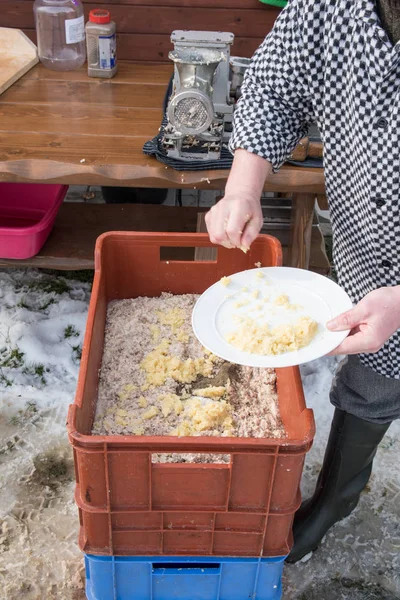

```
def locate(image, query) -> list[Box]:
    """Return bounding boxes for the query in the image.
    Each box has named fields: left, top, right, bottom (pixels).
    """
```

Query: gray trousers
left=330, top=355, right=400, bottom=424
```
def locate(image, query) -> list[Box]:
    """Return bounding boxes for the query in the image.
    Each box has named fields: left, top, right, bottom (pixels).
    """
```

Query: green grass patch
left=64, top=325, right=80, bottom=339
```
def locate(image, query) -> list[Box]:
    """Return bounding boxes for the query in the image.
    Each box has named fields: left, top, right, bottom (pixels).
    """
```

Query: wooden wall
left=0, top=0, right=280, bottom=62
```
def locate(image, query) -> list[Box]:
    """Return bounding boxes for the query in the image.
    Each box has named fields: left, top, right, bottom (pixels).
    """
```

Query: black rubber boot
left=287, top=408, right=391, bottom=563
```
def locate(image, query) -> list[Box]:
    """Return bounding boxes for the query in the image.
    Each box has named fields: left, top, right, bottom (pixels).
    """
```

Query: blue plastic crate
left=85, top=554, right=286, bottom=600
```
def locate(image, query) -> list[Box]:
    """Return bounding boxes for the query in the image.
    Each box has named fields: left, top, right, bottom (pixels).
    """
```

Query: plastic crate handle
left=152, top=562, right=221, bottom=574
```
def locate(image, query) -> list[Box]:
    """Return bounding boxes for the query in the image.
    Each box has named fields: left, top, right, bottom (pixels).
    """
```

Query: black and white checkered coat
left=230, top=0, right=400, bottom=379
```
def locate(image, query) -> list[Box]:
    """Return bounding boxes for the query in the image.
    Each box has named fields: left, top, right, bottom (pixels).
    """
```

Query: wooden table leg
left=316, top=193, right=329, bottom=211
left=289, top=193, right=316, bottom=269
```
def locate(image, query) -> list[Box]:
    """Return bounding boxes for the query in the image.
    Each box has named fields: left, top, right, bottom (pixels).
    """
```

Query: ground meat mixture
left=92, top=294, right=286, bottom=462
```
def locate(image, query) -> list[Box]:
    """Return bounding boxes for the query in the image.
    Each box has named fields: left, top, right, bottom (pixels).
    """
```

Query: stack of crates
left=67, top=232, right=315, bottom=600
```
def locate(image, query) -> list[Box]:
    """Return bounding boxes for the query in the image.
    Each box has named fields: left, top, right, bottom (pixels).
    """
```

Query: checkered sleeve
left=230, top=0, right=314, bottom=172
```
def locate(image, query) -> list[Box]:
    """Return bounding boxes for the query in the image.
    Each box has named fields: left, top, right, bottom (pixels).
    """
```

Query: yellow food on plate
left=274, top=294, right=290, bottom=306
left=274, top=294, right=303, bottom=311
left=226, top=316, right=318, bottom=356
left=220, top=276, right=231, bottom=287
left=234, top=299, right=250, bottom=308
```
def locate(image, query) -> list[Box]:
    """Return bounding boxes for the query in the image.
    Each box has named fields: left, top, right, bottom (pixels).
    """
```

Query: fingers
left=328, top=331, right=364, bottom=355
left=241, top=213, right=263, bottom=249
left=225, top=208, right=248, bottom=248
left=327, top=303, right=369, bottom=332
left=328, top=329, right=381, bottom=355
left=205, top=197, right=261, bottom=250
left=205, top=206, right=230, bottom=246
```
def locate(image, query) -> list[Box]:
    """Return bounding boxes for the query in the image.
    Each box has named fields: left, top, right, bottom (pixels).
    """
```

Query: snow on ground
left=0, top=269, right=89, bottom=600
left=284, top=359, right=400, bottom=600
left=0, top=268, right=399, bottom=600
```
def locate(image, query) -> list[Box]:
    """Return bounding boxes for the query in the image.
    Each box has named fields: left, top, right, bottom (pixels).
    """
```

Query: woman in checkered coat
left=206, top=0, right=400, bottom=563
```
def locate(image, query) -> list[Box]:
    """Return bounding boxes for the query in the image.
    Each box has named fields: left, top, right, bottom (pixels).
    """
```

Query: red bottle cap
left=89, top=9, right=111, bottom=24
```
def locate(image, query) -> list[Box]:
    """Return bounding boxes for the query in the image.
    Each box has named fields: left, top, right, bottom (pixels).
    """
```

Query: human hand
left=205, top=149, right=271, bottom=250
left=205, top=194, right=264, bottom=250
left=327, top=286, right=400, bottom=355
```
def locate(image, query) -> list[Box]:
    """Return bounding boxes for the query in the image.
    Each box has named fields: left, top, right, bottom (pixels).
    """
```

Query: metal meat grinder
left=163, top=30, right=251, bottom=161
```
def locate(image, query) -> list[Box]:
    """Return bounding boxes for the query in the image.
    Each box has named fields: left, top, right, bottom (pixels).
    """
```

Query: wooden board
left=0, top=28, right=38, bottom=95
left=0, top=203, right=330, bottom=274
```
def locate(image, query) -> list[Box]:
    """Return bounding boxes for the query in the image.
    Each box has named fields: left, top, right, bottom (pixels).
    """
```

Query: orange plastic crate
left=67, top=232, right=315, bottom=557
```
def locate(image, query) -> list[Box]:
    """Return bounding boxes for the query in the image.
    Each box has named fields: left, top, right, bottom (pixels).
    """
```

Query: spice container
left=85, top=9, right=118, bottom=79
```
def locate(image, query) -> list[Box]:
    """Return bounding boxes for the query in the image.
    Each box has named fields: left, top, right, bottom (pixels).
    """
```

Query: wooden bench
left=0, top=0, right=327, bottom=272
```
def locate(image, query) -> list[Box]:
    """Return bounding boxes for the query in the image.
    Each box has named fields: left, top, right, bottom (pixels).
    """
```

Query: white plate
left=192, top=267, right=353, bottom=368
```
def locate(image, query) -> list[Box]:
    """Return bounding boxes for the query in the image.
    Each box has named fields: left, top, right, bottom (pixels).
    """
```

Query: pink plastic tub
left=0, top=183, right=68, bottom=259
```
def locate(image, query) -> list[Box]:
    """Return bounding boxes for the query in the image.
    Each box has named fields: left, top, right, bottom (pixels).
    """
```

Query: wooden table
left=0, top=62, right=326, bottom=269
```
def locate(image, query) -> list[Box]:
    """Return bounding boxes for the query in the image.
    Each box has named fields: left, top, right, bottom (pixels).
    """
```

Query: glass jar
left=33, top=0, right=86, bottom=71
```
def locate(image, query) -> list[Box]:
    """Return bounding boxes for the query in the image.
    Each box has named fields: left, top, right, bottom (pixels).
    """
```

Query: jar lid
left=89, top=9, right=111, bottom=24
